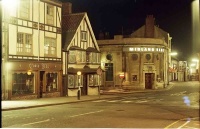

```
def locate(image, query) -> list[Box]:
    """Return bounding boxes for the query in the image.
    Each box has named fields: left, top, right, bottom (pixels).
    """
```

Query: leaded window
left=44, top=37, right=56, bottom=56
left=12, top=73, right=35, bottom=95
left=17, top=33, right=32, bottom=54
left=46, top=4, right=54, bottom=25
left=19, top=0, right=30, bottom=19
left=68, top=74, right=82, bottom=88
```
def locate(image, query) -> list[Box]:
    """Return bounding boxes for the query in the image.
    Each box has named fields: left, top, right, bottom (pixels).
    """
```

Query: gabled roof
left=62, top=13, right=85, bottom=50
left=130, top=25, right=170, bottom=43
left=62, top=12, right=100, bottom=52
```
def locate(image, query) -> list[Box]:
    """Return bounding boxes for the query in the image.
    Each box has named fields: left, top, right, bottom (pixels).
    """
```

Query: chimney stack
left=145, top=15, right=155, bottom=38
left=62, top=2, right=72, bottom=15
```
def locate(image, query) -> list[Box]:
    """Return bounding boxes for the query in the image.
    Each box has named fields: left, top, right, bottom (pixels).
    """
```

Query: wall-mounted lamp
left=27, top=70, right=32, bottom=75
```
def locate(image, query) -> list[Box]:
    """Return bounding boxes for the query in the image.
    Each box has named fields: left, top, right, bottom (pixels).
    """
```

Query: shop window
left=12, top=73, right=35, bottom=95
left=68, top=74, right=82, bottom=88
left=46, top=73, right=57, bottom=92
left=88, top=74, right=101, bottom=86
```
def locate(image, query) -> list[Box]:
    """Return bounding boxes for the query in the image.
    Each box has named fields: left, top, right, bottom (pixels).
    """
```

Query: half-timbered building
left=2, top=0, right=62, bottom=100
left=62, top=3, right=101, bottom=96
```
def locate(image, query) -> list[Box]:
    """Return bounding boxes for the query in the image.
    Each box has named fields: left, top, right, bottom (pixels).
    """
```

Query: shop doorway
left=145, top=73, right=154, bottom=89
left=81, top=74, right=88, bottom=95
left=39, top=71, right=45, bottom=98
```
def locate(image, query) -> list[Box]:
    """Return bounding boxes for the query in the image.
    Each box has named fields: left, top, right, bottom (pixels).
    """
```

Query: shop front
left=7, top=61, right=62, bottom=100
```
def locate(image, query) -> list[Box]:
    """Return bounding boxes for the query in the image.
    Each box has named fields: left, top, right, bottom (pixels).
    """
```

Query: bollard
left=77, top=89, right=80, bottom=100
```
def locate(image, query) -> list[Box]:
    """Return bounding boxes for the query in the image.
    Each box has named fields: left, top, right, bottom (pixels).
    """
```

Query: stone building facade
left=97, top=15, right=172, bottom=90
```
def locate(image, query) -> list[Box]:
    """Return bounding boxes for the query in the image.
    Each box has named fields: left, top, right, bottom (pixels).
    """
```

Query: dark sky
left=61, top=0, right=194, bottom=60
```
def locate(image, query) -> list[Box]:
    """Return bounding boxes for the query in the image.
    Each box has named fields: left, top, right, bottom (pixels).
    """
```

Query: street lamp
left=77, top=71, right=81, bottom=100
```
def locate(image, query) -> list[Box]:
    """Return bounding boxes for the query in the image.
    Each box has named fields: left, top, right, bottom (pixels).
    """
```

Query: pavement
left=2, top=84, right=173, bottom=111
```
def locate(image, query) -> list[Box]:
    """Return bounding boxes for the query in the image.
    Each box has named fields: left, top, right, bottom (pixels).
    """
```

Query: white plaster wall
left=33, top=30, right=39, bottom=56
left=9, top=25, right=17, bottom=55
left=68, top=89, right=79, bottom=96
left=39, top=31, right=44, bottom=57
left=88, top=87, right=98, bottom=95
left=56, top=7, right=61, bottom=28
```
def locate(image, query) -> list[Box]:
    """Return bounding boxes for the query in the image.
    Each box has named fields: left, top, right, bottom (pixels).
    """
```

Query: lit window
left=12, top=73, right=35, bottom=95
left=46, top=73, right=57, bottom=92
left=44, top=37, right=56, bottom=56
left=88, top=74, right=100, bottom=86
left=19, top=0, right=30, bottom=19
left=69, top=51, right=76, bottom=63
left=46, top=4, right=54, bottom=25
left=68, top=74, right=82, bottom=88
left=129, top=48, right=133, bottom=51
left=17, top=33, right=32, bottom=54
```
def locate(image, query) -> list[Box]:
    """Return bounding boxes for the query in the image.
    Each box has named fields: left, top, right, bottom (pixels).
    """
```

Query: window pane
left=46, top=73, right=57, bottom=92
left=88, top=75, right=94, bottom=86
left=20, top=0, right=29, bottom=19
left=44, top=37, right=56, bottom=56
left=68, top=75, right=74, bottom=88
left=69, top=51, right=76, bottom=63
left=105, top=63, right=113, bottom=81
left=12, top=73, right=35, bottom=95
left=47, top=5, right=54, bottom=25
left=82, top=51, right=86, bottom=62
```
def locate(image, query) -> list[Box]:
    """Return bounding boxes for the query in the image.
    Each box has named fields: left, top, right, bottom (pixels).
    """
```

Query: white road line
left=92, top=100, right=107, bottom=102
left=107, top=100, right=120, bottom=102
left=177, top=121, right=190, bottom=129
left=22, top=119, right=50, bottom=126
left=121, top=101, right=132, bottom=103
left=70, top=110, right=104, bottom=118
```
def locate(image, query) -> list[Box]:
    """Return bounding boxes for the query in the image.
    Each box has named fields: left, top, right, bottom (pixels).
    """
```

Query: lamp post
left=77, top=71, right=81, bottom=100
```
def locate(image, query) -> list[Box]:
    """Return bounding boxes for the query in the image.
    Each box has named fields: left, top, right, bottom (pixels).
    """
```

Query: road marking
left=121, top=101, right=132, bottom=103
left=107, top=100, right=120, bottom=102
left=177, top=121, right=190, bottom=129
left=92, top=100, right=106, bottom=102
left=22, top=119, right=50, bottom=126
left=70, top=110, right=104, bottom=118
left=164, top=117, right=199, bottom=129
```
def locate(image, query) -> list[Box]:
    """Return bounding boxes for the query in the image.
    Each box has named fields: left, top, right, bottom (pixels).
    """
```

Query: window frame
left=68, top=74, right=83, bottom=88
left=46, top=4, right=54, bottom=25
left=19, top=0, right=30, bottom=20
left=81, top=31, right=87, bottom=41
left=17, top=33, right=33, bottom=55
left=44, top=37, right=57, bottom=57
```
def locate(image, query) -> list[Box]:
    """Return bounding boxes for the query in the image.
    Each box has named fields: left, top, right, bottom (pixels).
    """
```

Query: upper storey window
left=81, top=31, right=87, bottom=41
left=46, top=4, right=54, bottom=25
left=17, top=33, right=32, bottom=55
left=19, top=0, right=30, bottom=19
left=44, top=37, right=56, bottom=57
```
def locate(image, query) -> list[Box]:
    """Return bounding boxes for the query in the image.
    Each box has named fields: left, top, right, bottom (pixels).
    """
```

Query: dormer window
left=81, top=31, right=87, bottom=41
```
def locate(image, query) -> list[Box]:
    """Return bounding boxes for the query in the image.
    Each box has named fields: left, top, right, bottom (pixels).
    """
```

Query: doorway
left=39, top=71, right=45, bottom=98
left=81, top=74, right=88, bottom=95
left=145, top=73, right=154, bottom=89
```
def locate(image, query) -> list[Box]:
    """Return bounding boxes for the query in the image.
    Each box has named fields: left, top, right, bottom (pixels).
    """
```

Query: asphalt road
left=2, top=81, right=200, bottom=128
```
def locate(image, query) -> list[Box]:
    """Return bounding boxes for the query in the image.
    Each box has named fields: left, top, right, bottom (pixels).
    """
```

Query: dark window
left=105, top=63, right=113, bottom=81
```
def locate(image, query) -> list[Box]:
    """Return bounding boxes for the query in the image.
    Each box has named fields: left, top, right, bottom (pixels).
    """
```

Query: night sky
left=61, top=0, right=194, bottom=61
